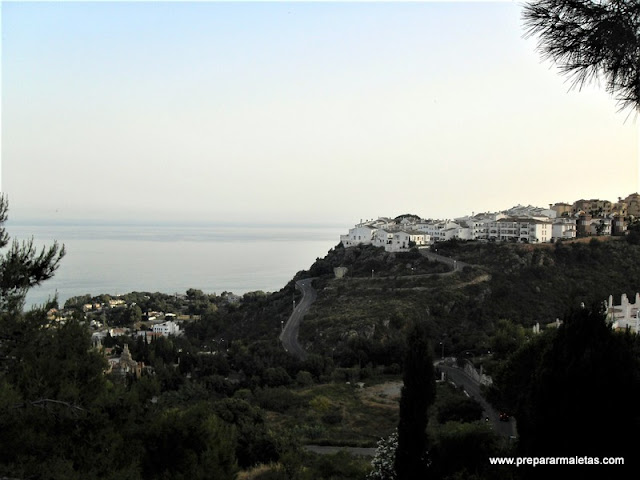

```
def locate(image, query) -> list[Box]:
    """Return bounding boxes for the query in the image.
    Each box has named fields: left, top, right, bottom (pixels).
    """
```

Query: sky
left=1, top=0, right=638, bottom=227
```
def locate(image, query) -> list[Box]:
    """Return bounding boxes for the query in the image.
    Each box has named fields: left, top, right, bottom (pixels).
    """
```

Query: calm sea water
left=5, top=222, right=344, bottom=309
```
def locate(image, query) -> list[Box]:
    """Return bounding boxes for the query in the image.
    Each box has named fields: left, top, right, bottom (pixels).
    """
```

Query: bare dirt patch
left=358, top=381, right=402, bottom=409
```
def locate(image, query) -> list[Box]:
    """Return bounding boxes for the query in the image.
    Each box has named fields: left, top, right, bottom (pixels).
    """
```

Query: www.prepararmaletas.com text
left=489, top=456, right=624, bottom=467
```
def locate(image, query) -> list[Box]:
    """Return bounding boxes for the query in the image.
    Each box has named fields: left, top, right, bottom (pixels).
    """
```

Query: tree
left=430, top=422, right=506, bottom=480
left=0, top=197, right=142, bottom=479
left=523, top=0, right=640, bottom=113
left=496, top=306, right=640, bottom=463
left=490, top=318, right=528, bottom=361
left=142, top=403, right=238, bottom=480
left=0, top=195, right=65, bottom=312
left=395, top=321, right=436, bottom=480
left=211, top=397, right=278, bottom=468
left=627, top=219, right=640, bottom=244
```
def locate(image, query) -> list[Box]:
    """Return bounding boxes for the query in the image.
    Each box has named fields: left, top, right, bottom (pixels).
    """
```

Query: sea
left=5, top=221, right=345, bottom=310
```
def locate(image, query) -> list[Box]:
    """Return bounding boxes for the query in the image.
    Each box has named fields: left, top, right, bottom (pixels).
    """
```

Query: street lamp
left=439, top=342, right=444, bottom=360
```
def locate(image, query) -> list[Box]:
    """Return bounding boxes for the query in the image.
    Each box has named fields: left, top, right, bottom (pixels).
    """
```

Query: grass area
left=237, top=451, right=372, bottom=480
left=260, top=376, right=483, bottom=450
left=263, top=381, right=400, bottom=447
left=299, top=266, right=492, bottom=363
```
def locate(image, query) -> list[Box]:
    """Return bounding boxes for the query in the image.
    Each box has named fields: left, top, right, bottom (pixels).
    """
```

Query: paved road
left=419, top=249, right=469, bottom=273
left=438, top=363, right=516, bottom=440
left=279, top=278, right=316, bottom=360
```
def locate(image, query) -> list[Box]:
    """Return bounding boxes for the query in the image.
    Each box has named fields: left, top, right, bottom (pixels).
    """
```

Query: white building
left=488, top=218, right=553, bottom=243
left=503, top=205, right=557, bottom=219
left=552, top=217, right=577, bottom=240
left=408, top=231, right=429, bottom=247
left=589, top=217, right=612, bottom=236
left=607, top=293, right=640, bottom=334
left=416, top=221, right=463, bottom=243
left=528, top=219, right=553, bottom=243
left=341, top=207, right=558, bottom=249
left=340, top=224, right=378, bottom=247
left=372, top=228, right=392, bottom=248
left=152, top=320, right=181, bottom=336
left=455, top=213, right=502, bottom=241
left=389, top=231, right=411, bottom=252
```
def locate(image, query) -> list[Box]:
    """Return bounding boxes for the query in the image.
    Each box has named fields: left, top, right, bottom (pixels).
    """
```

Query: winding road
left=279, top=248, right=471, bottom=360
left=279, top=278, right=316, bottom=360
left=279, top=250, right=510, bottom=456
left=419, top=248, right=469, bottom=273
left=438, top=363, right=517, bottom=440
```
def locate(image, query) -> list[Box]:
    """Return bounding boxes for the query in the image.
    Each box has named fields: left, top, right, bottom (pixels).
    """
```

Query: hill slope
left=293, top=238, right=640, bottom=365
left=190, top=237, right=640, bottom=369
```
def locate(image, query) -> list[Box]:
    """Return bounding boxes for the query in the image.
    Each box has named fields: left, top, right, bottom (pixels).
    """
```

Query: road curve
left=438, top=363, right=516, bottom=440
left=279, top=278, right=317, bottom=360
left=419, top=249, right=469, bottom=273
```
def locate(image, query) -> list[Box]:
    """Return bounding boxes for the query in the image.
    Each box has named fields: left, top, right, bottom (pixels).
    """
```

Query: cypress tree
left=395, top=321, right=436, bottom=480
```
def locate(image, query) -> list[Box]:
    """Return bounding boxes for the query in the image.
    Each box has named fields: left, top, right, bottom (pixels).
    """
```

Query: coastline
left=15, top=222, right=343, bottom=310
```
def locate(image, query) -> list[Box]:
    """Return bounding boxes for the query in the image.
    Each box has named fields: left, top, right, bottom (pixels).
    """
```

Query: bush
left=321, top=412, right=343, bottom=425
left=295, top=371, right=314, bottom=387
left=436, top=396, right=483, bottom=424
left=254, top=387, right=301, bottom=413
left=384, top=363, right=402, bottom=375
left=308, top=450, right=372, bottom=479
left=262, top=367, right=292, bottom=388
left=309, top=395, right=332, bottom=413
left=367, top=431, right=398, bottom=480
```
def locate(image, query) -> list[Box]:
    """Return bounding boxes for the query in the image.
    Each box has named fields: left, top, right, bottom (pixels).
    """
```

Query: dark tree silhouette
left=523, top=0, right=640, bottom=113
left=395, top=321, right=436, bottom=480
left=0, top=194, right=65, bottom=313
left=496, top=305, right=640, bottom=469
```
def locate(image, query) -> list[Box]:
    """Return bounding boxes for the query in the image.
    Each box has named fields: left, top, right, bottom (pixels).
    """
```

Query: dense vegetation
left=3, top=191, right=640, bottom=479
left=295, top=238, right=640, bottom=371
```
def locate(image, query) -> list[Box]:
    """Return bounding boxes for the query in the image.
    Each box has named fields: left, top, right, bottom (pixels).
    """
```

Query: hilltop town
left=340, top=193, right=640, bottom=252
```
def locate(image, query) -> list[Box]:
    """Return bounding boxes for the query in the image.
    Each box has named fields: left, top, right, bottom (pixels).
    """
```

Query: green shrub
left=254, top=387, right=301, bottom=413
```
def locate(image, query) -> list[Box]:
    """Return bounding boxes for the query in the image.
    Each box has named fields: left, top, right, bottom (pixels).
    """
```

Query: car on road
left=499, top=412, right=510, bottom=422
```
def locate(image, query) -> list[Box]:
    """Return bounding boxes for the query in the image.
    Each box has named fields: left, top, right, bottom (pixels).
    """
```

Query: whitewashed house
left=504, top=205, right=556, bottom=220
left=416, top=221, right=462, bottom=243
left=389, top=231, right=412, bottom=252
left=552, top=217, right=577, bottom=240
left=152, top=320, right=181, bottom=336
left=340, top=224, right=378, bottom=247
left=489, top=218, right=553, bottom=243
left=529, top=219, right=553, bottom=243
left=607, top=293, right=640, bottom=334
left=408, top=231, right=429, bottom=247
left=372, top=229, right=392, bottom=248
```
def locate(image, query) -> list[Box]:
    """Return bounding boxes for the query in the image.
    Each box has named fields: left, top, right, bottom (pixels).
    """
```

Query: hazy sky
left=1, top=0, right=638, bottom=226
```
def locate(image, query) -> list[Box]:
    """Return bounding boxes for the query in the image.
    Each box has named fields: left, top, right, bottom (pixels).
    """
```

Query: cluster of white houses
left=607, top=293, right=640, bottom=334
left=341, top=201, right=632, bottom=252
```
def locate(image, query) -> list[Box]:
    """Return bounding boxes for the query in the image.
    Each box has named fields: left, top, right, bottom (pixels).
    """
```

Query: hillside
left=146, top=236, right=640, bottom=371
left=285, top=237, right=640, bottom=366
